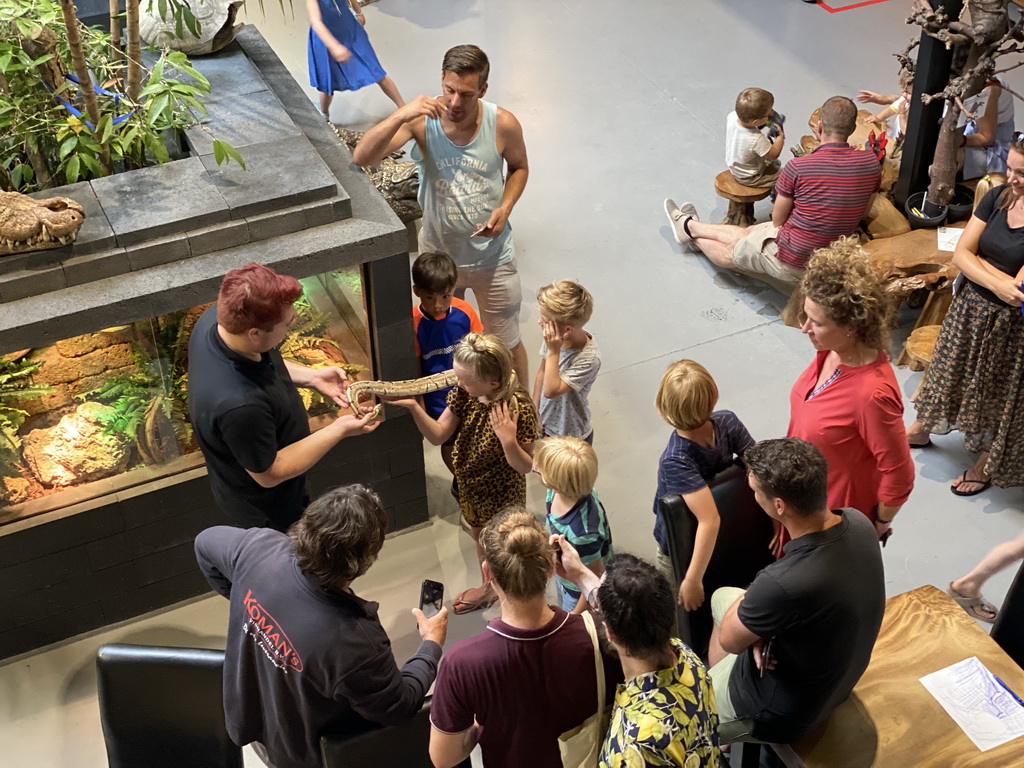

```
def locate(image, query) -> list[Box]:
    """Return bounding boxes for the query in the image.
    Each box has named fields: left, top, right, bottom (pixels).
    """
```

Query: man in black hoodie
left=196, top=483, right=448, bottom=768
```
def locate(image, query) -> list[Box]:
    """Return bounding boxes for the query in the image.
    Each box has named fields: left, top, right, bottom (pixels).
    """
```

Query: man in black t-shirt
left=188, top=263, right=378, bottom=530
left=706, top=438, right=885, bottom=743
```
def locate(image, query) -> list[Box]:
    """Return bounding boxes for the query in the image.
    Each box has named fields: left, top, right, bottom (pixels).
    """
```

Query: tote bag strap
left=581, top=610, right=605, bottom=713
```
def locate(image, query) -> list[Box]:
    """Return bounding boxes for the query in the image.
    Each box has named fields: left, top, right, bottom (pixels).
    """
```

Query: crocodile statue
left=332, top=125, right=422, bottom=222
left=0, top=191, right=86, bottom=256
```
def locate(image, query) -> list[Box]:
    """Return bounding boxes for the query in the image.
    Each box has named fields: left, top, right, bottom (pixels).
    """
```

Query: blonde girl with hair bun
left=428, top=507, right=621, bottom=767
left=385, top=332, right=538, bottom=614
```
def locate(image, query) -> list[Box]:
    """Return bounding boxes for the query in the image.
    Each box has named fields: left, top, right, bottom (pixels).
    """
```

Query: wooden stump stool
left=714, top=171, right=772, bottom=227
left=902, top=325, right=941, bottom=372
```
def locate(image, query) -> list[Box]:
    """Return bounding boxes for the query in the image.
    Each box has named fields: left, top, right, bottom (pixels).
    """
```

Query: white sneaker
left=664, top=199, right=699, bottom=247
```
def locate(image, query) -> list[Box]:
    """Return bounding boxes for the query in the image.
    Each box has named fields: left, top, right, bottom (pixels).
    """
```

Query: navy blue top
left=652, top=410, right=755, bottom=552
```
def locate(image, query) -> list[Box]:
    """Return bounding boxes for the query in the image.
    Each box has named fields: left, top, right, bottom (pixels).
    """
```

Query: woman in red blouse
left=787, top=237, right=915, bottom=545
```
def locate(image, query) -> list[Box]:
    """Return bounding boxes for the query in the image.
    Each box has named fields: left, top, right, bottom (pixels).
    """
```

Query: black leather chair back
left=96, top=643, right=242, bottom=768
left=660, top=461, right=774, bottom=657
left=321, top=696, right=470, bottom=768
left=993, top=559, right=1024, bottom=670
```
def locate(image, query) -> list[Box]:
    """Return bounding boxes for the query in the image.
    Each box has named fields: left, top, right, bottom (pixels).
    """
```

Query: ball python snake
left=347, top=369, right=522, bottom=421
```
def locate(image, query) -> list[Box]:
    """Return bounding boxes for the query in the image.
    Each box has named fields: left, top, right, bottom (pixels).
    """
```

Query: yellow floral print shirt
left=599, top=638, right=722, bottom=767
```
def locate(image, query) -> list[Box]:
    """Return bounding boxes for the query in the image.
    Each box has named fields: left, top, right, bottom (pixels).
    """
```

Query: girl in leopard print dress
left=386, top=333, right=538, bottom=613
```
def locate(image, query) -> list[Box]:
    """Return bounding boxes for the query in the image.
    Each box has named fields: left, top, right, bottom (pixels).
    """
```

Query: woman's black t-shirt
left=972, top=185, right=1024, bottom=304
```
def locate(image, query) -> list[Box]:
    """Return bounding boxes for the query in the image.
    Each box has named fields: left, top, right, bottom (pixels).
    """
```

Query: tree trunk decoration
left=126, top=0, right=142, bottom=103
left=905, top=0, right=1021, bottom=208
left=57, top=0, right=114, bottom=176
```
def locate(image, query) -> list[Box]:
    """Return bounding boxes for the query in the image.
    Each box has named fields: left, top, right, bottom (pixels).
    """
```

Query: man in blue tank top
left=355, top=44, right=531, bottom=385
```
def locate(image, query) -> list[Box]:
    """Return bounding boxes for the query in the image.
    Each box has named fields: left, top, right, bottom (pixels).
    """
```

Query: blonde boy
left=651, top=360, right=754, bottom=611
left=534, top=436, right=613, bottom=613
left=533, top=280, right=600, bottom=443
left=726, top=87, right=785, bottom=187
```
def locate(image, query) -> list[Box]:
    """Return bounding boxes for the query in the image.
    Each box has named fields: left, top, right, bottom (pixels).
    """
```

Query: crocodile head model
left=0, top=191, right=86, bottom=256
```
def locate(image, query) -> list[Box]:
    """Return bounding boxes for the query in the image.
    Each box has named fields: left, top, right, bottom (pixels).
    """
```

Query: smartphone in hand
left=419, top=579, right=444, bottom=618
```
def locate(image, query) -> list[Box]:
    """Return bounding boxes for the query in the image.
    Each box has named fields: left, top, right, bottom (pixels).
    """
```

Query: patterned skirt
left=914, top=280, right=1024, bottom=487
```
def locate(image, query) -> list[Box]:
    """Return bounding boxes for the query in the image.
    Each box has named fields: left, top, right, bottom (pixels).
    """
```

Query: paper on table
left=920, top=656, right=1024, bottom=752
left=937, top=227, right=963, bottom=252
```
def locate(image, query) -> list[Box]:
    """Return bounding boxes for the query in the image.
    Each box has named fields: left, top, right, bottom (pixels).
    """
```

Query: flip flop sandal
left=908, top=437, right=933, bottom=449
left=947, top=582, right=998, bottom=623
left=452, top=588, right=498, bottom=615
left=950, top=470, right=992, bottom=497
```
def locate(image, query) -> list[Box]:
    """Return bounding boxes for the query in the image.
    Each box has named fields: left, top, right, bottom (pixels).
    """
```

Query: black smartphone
left=760, top=638, right=774, bottom=678
left=419, top=579, right=444, bottom=618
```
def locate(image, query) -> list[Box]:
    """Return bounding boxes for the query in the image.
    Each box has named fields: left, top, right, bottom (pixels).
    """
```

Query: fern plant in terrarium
left=0, top=357, right=52, bottom=478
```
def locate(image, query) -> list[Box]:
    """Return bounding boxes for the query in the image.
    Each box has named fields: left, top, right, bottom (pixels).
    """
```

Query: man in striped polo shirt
left=665, top=96, right=879, bottom=288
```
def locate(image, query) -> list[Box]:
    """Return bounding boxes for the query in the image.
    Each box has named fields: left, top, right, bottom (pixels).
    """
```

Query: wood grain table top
left=793, top=585, right=1024, bottom=767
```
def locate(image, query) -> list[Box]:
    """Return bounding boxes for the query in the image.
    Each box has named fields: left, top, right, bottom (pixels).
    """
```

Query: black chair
left=660, top=461, right=774, bottom=658
left=993, top=558, right=1024, bottom=670
left=320, top=695, right=471, bottom=768
left=96, top=643, right=242, bottom=768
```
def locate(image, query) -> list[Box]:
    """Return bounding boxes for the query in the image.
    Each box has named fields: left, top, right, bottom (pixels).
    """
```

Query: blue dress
left=308, top=0, right=386, bottom=93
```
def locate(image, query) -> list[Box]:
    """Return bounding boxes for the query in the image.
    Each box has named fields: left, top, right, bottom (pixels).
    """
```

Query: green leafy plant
left=0, top=357, right=53, bottom=478
left=78, top=313, right=193, bottom=464
left=0, top=0, right=243, bottom=192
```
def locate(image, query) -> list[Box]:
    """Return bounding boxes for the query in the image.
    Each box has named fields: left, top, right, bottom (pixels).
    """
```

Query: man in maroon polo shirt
left=665, top=96, right=879, bottom=288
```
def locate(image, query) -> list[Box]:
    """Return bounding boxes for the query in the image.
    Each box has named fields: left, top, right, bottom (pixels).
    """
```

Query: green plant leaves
left=212, top=139, right=246, bottom=170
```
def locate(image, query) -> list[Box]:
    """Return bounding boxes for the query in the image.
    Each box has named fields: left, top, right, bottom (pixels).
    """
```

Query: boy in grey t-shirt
left=533, top=280, right=600, bottom=443
left=726, top=87, right=786, bottom=187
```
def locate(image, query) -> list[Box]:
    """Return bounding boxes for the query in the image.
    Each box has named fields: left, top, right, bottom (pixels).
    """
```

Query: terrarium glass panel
left=0, top=265, right=370, bottom=519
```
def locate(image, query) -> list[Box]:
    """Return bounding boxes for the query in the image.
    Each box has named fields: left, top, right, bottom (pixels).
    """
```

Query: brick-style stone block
left=368, top=253, right=414, bottom=329
left=303, top=199, right=337, bottom=228
left=91, top=157, right=231, bottom=246
left=1, top=561, right=137, bottom=629
left=0, top=502, right=124, bottom=568
left=100, top=569, right=210, bottom=625
left=375, top=321, right=418, bottom=381
left=246, top=206, right=307, bottom=241
left=124, top=232, right=192, bottom=271
left=0, top=544, right=91, bottom=599
left=0, top=604, right=101, bottom=660
left=119, top=474, right=216, bottom=529
left=0, top=264, right=67, bottom=303
left=134, top=541, right=202, bottom=586
left=184, top=89, right=301, bottom=156
left=187, top=42, right=267, bottom=97
left=393, top=497, right=429, bottom=530
left=374, top=467, right=427, bottom=509
left=389, top=441, right=424, bottom=478
left=62, top=248, right=131, bottom=287
left=200, top=135, right=337, bottom=219
left=188, top=220, right=250, bottom=257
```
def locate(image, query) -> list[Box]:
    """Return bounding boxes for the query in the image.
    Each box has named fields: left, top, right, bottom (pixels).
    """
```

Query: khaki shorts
left=707, top=586, right=747, bottom=724
left=731, top=222, right=804, bottom=285
left=455, top=258, right=523, bottom=348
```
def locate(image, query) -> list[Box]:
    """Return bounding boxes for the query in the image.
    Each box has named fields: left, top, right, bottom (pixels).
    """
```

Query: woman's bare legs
left=953, top=450, right=992, bottom=493
left=318, top=91, right=333, bottom=119
left=906, top=419, right=931, bottom=447
left=950, top=530, right=1024, bottom=620
left=455, top=524, right=495, bottom=608
left=377, top=75, right=405, bottom=108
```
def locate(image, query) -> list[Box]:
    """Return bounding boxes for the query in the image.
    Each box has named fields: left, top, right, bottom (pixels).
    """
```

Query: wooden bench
left=792, top=586, right=1024, bottom=767
left=713, top=171, right=772, bottom=227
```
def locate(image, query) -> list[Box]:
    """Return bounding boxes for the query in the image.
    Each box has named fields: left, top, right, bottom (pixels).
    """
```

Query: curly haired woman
left=786, top=237, right=915, bottom=548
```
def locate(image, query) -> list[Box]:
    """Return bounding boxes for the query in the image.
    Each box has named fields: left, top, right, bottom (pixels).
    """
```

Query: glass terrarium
left=0, top=266, right=370, bottom=520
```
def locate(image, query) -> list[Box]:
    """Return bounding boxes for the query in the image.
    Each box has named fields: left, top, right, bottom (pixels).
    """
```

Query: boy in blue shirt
left=533, top=435, right=613, bottom=612
left=412, top=252, right=482, bottom=474
left=652, top=360, right=755, bottom=611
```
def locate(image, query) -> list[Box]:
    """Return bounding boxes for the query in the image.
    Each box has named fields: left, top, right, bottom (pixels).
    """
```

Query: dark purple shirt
left=430, top=608, right=621, bottom=768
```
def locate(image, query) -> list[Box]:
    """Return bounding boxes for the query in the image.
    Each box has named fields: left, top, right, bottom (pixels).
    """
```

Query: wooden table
left=793, top=585, right=1024, bottom=767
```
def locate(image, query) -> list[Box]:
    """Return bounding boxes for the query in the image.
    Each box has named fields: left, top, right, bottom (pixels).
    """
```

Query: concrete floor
left=3, top=0, right=1024, bottom=765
